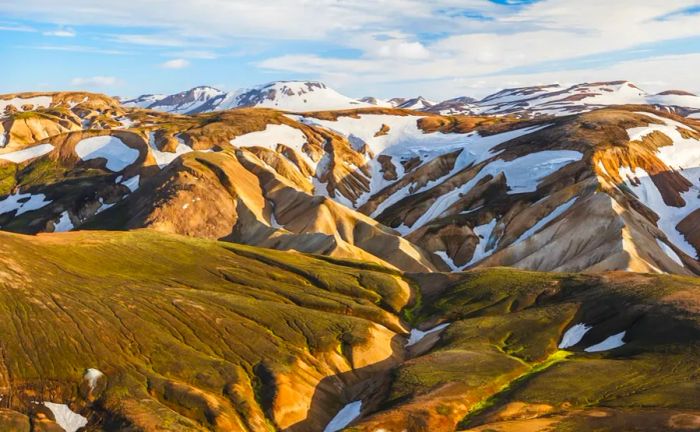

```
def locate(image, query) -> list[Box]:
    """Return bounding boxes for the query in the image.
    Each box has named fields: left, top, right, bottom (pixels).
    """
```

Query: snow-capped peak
left=232, top=80, right=370, bottom=112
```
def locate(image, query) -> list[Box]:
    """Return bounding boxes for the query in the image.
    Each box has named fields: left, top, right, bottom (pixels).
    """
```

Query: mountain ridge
left=121, top=79, right=700, bottom=118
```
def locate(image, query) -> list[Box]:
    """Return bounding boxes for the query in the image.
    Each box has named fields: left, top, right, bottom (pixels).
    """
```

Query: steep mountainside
left=0, top=230, right=697, bottom=431
left=2, top=93, right=700, bottom=276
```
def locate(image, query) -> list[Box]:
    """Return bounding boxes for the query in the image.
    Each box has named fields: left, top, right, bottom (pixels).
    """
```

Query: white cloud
left=161, top=58, right=190, bottom=69
left=30, top=45, right=127, bottom=55
left=0, top=23, right=36, bottom=32
left=3, top=0, right=700, bottom=97
left=70, top=76, right=118, bottom=87
left=43, top=27, right=75, bottom=37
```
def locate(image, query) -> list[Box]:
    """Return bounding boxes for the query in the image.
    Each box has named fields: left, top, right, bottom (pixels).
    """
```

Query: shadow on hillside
left=284, top=334, right=405, bottom=432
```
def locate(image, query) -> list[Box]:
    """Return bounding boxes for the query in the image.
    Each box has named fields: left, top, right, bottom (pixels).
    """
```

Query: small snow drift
left=559, top=323, right=592, bottom=349
left=53, top=211, right=73, bottom=232
left=43, top=402, right=88, bottom=432
left=148, top=133, right=195, bottom=168
left=75, top=136, right=139, bottom=172
left=406, top=322, right=451, bottom=347
left=84, top=368, right=104, bottom=391
left=585, top=331, right=627, bottom=352
left=0, top=144, right=54, bottom=163
left=324, top=400, right=362, bottom=432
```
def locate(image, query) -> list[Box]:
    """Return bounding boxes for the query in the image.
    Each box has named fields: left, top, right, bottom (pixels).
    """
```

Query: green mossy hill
left=0, top=229, right=410, bottom=431
left=348, top=268, right=700, bottom=432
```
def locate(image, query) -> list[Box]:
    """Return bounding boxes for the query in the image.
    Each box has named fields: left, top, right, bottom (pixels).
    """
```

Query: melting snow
left=230, top=124, right=316, bottom=169
left=406, top=322, right=451, bottom=347
left=148, top=133, right=194, bottom=168
left=585, top=331, right=626, bottom=352
left=0, top=143, right=53, bottom=163
left=121, top=175, right=140, bottom=193
left=559, top=323, right=592, bottom=349
left=434, top=251, right=460, bottom=271
left=54, top=211, right=73, bottom=232
left=656, top=239, right=684, bottom=267
left=619, top=166, right=700, bottom=259
left=43, top=402, right=88, bottom=432
left=465, top=219, right=499, bottom=266
left=324, top=400, right=362, bottom=432
left=0, top=96, right=52, bottom=113
left=0, top=192, right=51, bottom=216
left=75, top=136, right=139, bottom=171
left=407, top=149, right=580, bottom=233
left=299, top=114, right=553, bottom=208
left=515, top=197, right=577, bottom=244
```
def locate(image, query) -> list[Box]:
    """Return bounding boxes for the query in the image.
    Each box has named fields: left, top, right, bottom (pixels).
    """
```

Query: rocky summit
left=0, top=81, right=699, bottom=432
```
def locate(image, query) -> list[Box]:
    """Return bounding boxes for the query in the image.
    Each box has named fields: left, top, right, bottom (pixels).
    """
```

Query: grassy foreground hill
left=0, top=229, right=698, bottom=431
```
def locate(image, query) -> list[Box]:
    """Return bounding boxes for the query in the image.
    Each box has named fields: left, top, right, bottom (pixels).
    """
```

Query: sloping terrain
left=1, top=92, right=700, bottom=276
left=0, top=230, right=698, bottom=432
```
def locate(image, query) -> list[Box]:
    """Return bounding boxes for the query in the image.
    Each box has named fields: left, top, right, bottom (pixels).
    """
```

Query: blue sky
left=1, top=0, right=699, bottom=99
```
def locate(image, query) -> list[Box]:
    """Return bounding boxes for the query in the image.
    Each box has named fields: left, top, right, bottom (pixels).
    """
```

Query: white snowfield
left=324, top=400, right=362, bottom=432
left=75, top=136, right=140, bottom=171
left=42, top=402, right=88, bottom=432
left=300, top=113, right=554, bottom=210
left=148, top=133, right=195, bottom=168
left=585, top=331, right=627, bottom=352
left=0, top=96, right=52, bottom=113
left=240, top=81, right=370, bottom=112
left=559, top=323, right=592, bottom=349
left=477, top=81, right=700, bottom=117
left=0, top=192, right=51, bottom=217
left=406, top=322, right=451, bottom=347
left=0, top=143, right=54, bottom=163
left=407, top=148, right=581, bottom=235
left=619, top=112, right=700, bottom=259
left=230, top=124, right=317, bottom=169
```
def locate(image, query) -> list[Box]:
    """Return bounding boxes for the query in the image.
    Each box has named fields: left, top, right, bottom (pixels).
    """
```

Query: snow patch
left=230, top=124, right=316, bottom=169
left=515, top=197, right=577, bottom=244
left=585, top=331, right=626, bottom=352
left=465, top=219, right=499, bottom=266
left=120, top=175, right=140, bottom=193
left=84, top=368, right=104, bottom=391
left=0, top=96, right=52, bottom=113
left=0, top=143, right=54, bottom=163
left=406, top=323, right=451, bottom=347
left=148, top=133, right=194, bottom=168
left=656, top=239, right=684, bottom=267
left=43, top=402, right=88, bottom=432
left=0, top=192, right=51, bottom=216
left=619, top=166, right=700, bottom=259
left=324, top=400, right=362, bottom=432
left=75, top=136, right=139, bottom=171
left=54, top=211, right=73, bottom=232
left=559, top=323, right=591, bottom=349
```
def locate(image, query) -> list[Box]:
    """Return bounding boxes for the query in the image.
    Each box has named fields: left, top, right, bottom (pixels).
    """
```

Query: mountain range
left=0, top=80, right=700, bottom=431
left=123, top=80, right=700, bottom=118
